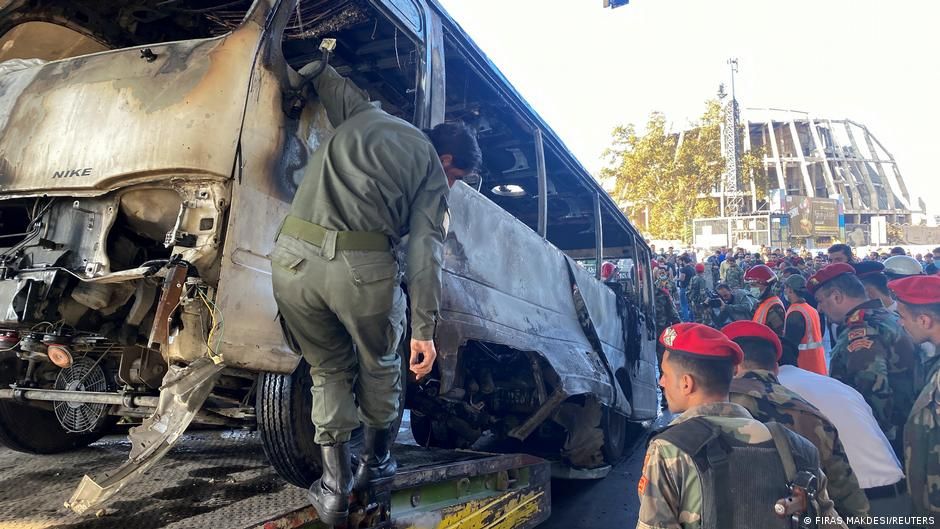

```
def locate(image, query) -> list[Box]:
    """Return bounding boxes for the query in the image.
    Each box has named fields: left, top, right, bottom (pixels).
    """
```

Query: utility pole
left=719, top=58, right=743, bottom=218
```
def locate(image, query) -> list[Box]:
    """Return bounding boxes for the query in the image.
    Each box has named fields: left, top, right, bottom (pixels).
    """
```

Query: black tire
left=0, top=401, right=112, bottom=454
left=258, top=350, right=407, bottom=489
left=257, top=358, right=323, bottom=488
left=601, top=406, right=627, bottom=464
left=0, top=358, right=114, bottom=454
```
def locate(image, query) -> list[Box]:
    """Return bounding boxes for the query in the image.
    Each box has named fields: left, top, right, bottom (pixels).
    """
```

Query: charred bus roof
left=0, top=0, right=650, bottom=258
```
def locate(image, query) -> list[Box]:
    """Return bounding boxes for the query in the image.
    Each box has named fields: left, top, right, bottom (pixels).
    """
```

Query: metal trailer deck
left=0, top=431, right=550, bottom=529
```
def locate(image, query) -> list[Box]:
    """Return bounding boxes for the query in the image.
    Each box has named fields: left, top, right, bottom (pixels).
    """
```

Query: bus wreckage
left=0, top=0, right=659, bottom=515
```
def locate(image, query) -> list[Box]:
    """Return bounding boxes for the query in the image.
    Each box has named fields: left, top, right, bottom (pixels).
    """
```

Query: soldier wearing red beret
left=888, top=275, right=940, bottom=523
left=636, top=323, right=845, bottom=529
left=723, top=321, right=870, bottom=522
left=808, top=264, right=918, bottom=461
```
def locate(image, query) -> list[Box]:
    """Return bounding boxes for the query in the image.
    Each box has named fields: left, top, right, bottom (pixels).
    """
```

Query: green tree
left=601, top=100, right=765, bottom=242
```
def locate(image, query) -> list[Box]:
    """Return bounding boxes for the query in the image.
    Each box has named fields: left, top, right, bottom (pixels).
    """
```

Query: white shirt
left=777, top=365, right=904, bottom=489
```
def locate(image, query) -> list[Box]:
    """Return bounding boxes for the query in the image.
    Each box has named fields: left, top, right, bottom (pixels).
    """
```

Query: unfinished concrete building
left=742, top=108, right=920, bottom=224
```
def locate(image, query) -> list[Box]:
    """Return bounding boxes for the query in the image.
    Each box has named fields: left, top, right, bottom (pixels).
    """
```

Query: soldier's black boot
left=352, top=427, right=397, bottom=492
left=308, top=442, right=353, bottom=526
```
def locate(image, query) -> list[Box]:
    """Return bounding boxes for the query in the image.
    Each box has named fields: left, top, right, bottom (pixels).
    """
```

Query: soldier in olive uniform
left=723, top=321, right=870, bottom=521
left=725, top=256, right=745, bottom=290
left=687, top=263, right=708, bottom=324
left=889, top=275, right=940, bottom=524
left=637, top=323, right=845, bottom=529
left=808, top=263, right=919, bottom=461
left=272, top=63, right=481, bottom=524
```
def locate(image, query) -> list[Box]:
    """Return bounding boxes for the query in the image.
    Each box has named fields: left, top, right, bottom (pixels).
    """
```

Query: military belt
left=864, top=478, right=906, bottom=500
left=279, top=215, right=390, bottom=252
left=797, top=341, right=825, bottom=350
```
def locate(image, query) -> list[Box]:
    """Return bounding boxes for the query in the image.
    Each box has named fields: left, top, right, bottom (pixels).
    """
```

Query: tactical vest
left=786, top=302, right=827, bottom=375
left=653, top=417, right=821, bottom=529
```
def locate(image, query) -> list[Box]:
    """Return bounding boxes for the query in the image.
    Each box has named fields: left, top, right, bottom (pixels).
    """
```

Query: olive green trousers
left=271, top=233, right=405, bottom=445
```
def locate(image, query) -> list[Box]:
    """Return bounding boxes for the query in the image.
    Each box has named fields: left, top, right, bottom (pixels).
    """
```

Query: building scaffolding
left=741, top=108, right=918, bottom=225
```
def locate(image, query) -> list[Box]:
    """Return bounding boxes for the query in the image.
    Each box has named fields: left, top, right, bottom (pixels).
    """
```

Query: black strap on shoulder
left=766, top=422, right=798, bottom=482
left=704, top=434, right=732, bottom=529
left=653, top=417, right=719, bottom=455
left=653, top=417, right=731, bottom=529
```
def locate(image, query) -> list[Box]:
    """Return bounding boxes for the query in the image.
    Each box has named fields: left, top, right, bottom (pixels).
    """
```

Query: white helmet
left=883, top=255, right=924, bottom=279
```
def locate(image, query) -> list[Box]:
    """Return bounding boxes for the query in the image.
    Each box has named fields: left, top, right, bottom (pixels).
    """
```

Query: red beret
left=695, top=263, right=705, bottom=273
left=720, top=321, right=782, bottom=361
left=660, top=323, right=743, bottom=365
left=888, top=275, right=940, bottom=306
left=807, top=263, right=856, bottom=295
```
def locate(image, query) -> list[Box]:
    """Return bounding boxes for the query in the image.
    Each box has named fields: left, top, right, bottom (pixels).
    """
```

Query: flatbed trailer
left=0, top=431, right=550, bottom=529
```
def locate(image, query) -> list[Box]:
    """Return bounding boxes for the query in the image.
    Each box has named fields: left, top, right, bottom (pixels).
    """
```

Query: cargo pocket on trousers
left=268, top=243, right=306, bottom=275
left=342, top=252, right=399, bottom=286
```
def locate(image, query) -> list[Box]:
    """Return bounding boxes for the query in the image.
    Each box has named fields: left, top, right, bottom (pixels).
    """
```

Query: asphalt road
left=540, top=412, right=671, bottom=529
left=541, top=435, right=648, bottom=529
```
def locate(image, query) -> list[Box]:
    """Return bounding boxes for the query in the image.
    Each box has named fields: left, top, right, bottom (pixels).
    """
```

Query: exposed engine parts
left=53, top=356, right=111, bottom=433
left=0, top=182, right=231, bottom=441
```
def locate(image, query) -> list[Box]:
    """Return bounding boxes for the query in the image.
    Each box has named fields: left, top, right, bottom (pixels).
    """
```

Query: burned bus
left=0, top=0, right=659, bottom=513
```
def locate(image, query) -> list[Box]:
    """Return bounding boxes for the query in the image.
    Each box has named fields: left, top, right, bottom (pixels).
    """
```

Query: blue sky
left=436, top=0, right=940, bottom=216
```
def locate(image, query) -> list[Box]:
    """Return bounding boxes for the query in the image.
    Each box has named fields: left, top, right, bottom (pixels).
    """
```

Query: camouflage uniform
left=656, top=274, right=679, bottom=306
left=706, top=256, right=720, bottom=288
left=655, top=286, right=681, bottom=333
left=687, top=273, right=708, bottom=324
left=905, top=342, right=940, bottom=522
left=829, top=299, right=920, bottom=458
left=637, top=401, right=844, bottom=529
left=710, top=289, right=756, bottom=328
left=772, top=278, right=787, bottom=302
left=725, top=263, right=744, bottom=290
left=654, top=286, right=681, bottom=368
left=730, top=370, right=870, bottom=519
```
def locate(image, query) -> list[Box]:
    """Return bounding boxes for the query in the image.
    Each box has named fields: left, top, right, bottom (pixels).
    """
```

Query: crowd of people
left=627, top=243, right=940, bottom=528
left=648, top=244, right=940, bottom=334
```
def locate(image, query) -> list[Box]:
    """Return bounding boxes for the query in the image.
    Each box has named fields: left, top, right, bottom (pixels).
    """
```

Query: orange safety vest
left=753, top=296, right=784, bottom=327
left=786, top=302, right=827, bottom=375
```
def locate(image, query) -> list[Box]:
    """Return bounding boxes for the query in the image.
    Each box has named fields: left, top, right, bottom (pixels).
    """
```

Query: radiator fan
left=54, top=356, right=110, bottom=433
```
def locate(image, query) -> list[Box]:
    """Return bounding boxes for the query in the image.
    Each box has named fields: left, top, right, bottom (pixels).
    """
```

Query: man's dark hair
left=890, top=246, right=906, bottom=256
left=727, top=255, right=736, bottom=262
left=858, top=272, right=890, bottom=297
left=731, top=337, right=778, bottom=371
left=716, top=283, right=731, bottom=292
left=783, top=267, right=801, bottom=276
left=903, top=302, right=940, bottom=321
left=666, top=349, right=734, bottom=395
left=426, top=122, right=482, bottom=173
left=680, top=255, right=692, bottom=264
left=933, top=246, right=940, bottom=255
left=817, top=273, right=867, bottom=300
left=828, top=243, right=853, bottom=261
